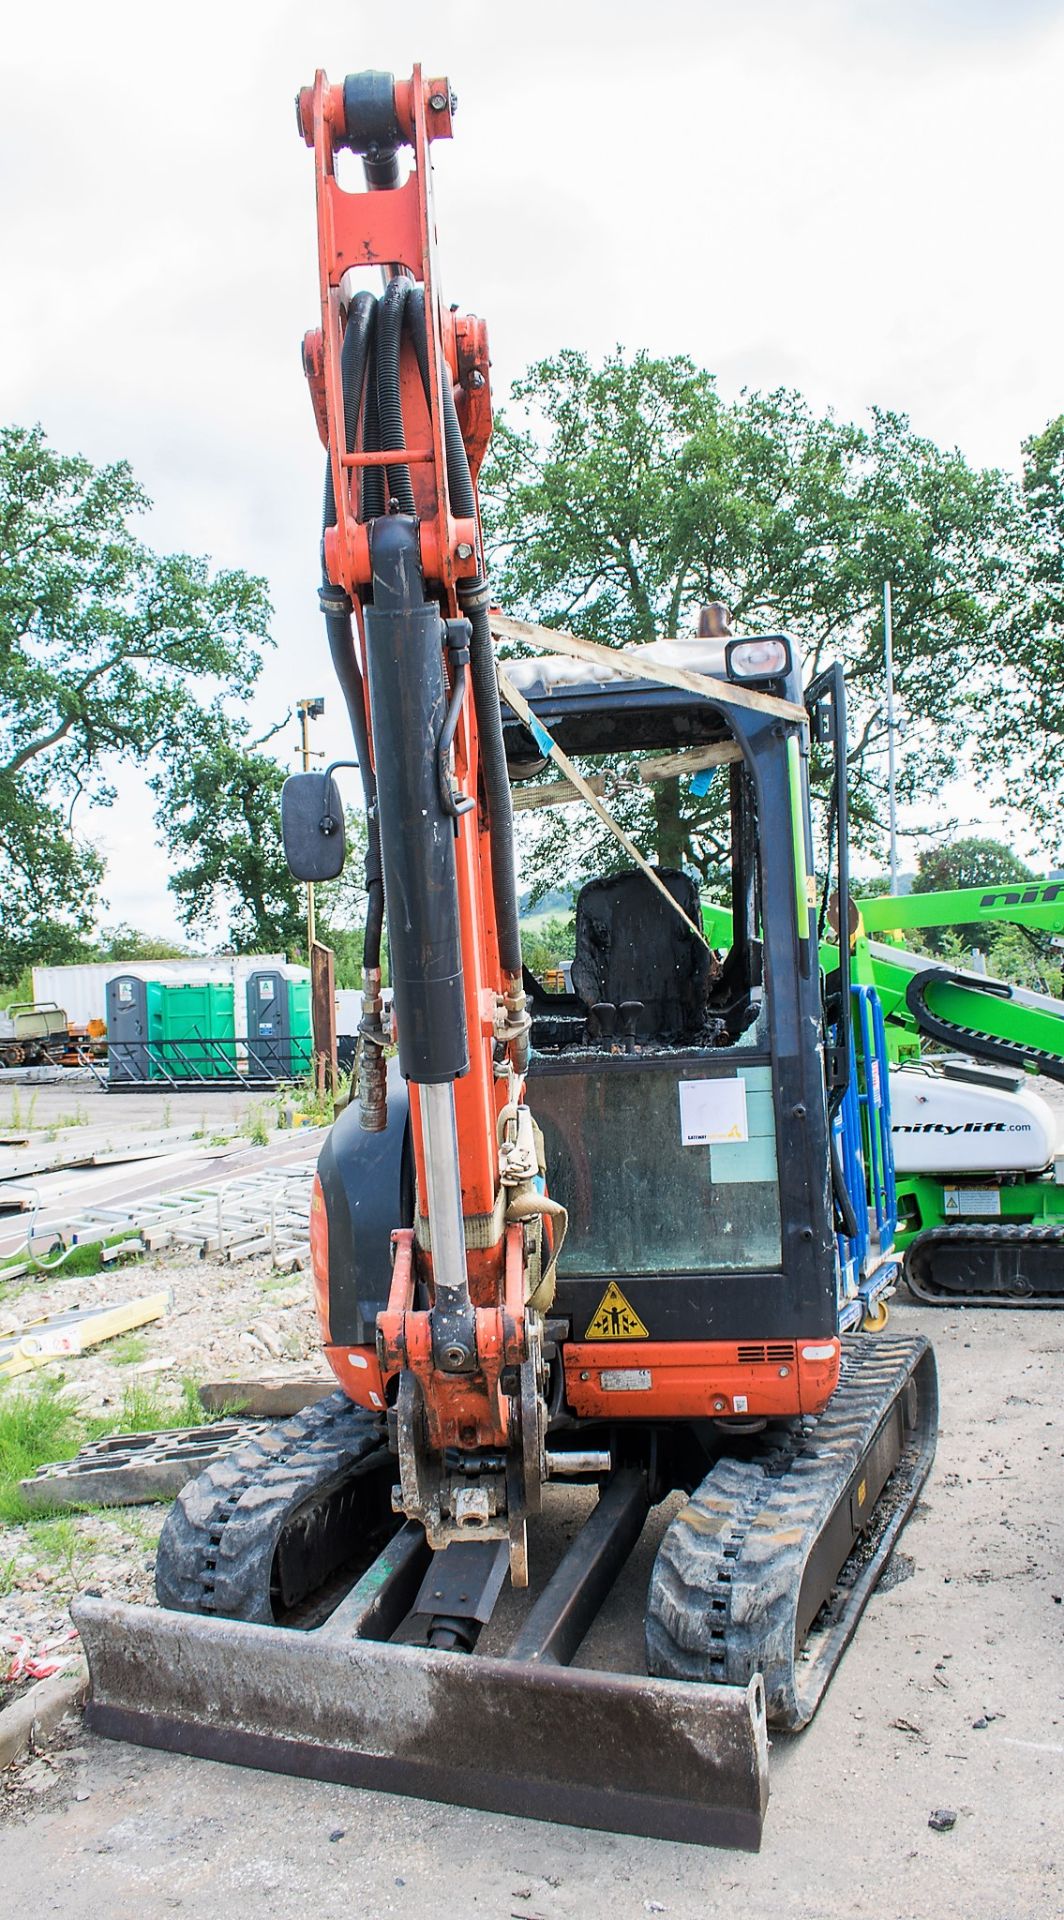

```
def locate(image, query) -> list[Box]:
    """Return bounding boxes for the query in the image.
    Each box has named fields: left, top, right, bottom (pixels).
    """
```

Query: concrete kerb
left=0, top=1658, right=89, bottom=1769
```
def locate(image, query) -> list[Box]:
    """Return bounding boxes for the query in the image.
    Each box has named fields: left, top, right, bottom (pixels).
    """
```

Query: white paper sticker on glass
left=678, top=1077, right=749, bottom=1146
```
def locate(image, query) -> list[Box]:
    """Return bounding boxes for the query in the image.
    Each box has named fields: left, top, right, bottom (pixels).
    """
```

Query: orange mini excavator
left=75, top=66, right=937, bottom=1851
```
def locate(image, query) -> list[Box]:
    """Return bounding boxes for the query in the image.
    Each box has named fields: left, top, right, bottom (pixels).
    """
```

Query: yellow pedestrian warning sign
left=585, top=1282, right=649, bottom=1341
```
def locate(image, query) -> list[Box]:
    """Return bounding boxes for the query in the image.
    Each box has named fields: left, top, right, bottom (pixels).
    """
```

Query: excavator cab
left=506, top=641, right=867, bottom=1381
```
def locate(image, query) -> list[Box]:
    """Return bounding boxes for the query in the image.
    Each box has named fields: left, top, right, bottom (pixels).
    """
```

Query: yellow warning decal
left=585, top=1282, right=649, bottom=1341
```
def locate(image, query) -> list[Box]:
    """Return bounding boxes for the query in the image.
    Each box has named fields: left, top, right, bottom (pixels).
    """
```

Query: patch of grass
left=257, top=1271, right=299, bottom=1295
left=47, top=1104, right=89, bottom=1133
left=107, top=1332, right=149, bottom=1367
left=83, top=1376, right=210, bottom=1443
left=91, top=1381, right=169, bottom=1436
left=0, top=1383, right=83, bottom=1524
left=0, top=1230, right=145, bottom=1284
left=177, top=1376, right=211, bottom=1427
left=0, top=1375, right=222, bottom=1528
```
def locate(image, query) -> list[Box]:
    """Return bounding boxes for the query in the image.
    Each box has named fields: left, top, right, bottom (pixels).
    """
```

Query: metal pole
left=883, top=581, right=899, bottom=893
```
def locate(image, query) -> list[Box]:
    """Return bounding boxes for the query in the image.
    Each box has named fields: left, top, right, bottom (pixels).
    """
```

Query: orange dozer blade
left=72, top=1590, right=769, bottom=1851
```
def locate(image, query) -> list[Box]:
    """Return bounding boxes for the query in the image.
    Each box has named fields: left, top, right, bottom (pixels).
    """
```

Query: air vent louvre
left=735, top=1342, right=796, bottom=1366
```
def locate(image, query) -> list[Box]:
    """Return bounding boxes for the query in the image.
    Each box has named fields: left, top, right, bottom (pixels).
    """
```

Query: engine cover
left=889, top=1063, right=1058, bottom=1175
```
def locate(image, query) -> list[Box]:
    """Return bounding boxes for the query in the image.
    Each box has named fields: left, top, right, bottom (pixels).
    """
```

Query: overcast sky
left=4, top=0, right=1063, bottom=936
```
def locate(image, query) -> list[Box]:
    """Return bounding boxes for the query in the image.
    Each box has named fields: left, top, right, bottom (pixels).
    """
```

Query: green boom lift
left=704, top=875, right=1064, bottom=1306
left=851, top=879, right=1064, bottom=1305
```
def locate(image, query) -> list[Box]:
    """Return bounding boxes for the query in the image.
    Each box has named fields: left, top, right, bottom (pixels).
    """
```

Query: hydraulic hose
left=374, top=278, right=415, bottom=515
left=322, top=280, right=523, bottom=984
left=389, top=290, right=523, bottom=980
left=829, top=1125, right=862, bottom=1244
left=321, top=291, right=384, bottom=970
left=460, top=580, right=523, bottom=978
left=360, top=375, right=385, bottom=522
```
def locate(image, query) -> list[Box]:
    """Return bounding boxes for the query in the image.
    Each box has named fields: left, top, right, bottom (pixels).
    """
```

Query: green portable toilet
left=246, top=970, right=313, bottom=1078
left=157, top=982, right=236, bottom=1079
left=287, top=978, right=313, bottom=1075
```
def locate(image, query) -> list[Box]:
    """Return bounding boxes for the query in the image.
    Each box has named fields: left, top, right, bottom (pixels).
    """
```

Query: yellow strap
left=496, top=665, right=713, bottom=953
left=490, top=613, right=805, bottom=725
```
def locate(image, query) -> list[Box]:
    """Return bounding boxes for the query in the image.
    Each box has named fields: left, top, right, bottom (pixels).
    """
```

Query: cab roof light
left=725, top=638, right=792, bottom=682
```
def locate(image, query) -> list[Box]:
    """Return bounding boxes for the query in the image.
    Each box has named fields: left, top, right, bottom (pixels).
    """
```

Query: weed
left=117, top=1510, right=163, bottom=1549
left=49, top=1104, right=89, bottom=1132
left=107, top=1332, right=149, bottom=1367
left=25, top=1513, right=97, bottom=1585
left=278, top=1070, right=351, bottom=1131
left=3, top=1090, right=39, bottom=1132
left=243, top=1103, right=270, bottom=1148
left=0, top=1553, right=21, bottom=1596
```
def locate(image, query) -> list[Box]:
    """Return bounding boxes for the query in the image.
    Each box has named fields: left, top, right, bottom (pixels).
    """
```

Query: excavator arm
left=289, top=68, right=547, bottom=1579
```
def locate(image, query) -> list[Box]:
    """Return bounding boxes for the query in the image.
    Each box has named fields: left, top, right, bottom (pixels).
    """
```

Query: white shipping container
left=335, top=989, right=363, bottom=1034
left=33, top=957, right=309, bottom=1035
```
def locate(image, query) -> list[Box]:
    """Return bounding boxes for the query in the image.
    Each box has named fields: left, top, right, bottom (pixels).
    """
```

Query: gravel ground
left=0, top=1080, right=1061, bottom=1911
left=0, top=1241, right=328, bottom=1672
left=0, top=1297, right=1060, bottom=1917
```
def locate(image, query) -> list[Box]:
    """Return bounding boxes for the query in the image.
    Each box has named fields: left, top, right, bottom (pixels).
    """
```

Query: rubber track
left=646, top=1335, right=937, bottom=1730
left=905, top=1222, right=1064, bottom=1307
left=155, top=1392, right=388, bottom=1623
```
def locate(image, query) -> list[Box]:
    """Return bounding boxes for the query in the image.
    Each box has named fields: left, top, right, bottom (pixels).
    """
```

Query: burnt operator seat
left=570, top=868, right=720, bottom=1046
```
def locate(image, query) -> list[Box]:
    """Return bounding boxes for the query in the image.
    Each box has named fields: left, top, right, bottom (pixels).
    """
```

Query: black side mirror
left=281, top=773, right=346, bottom=881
